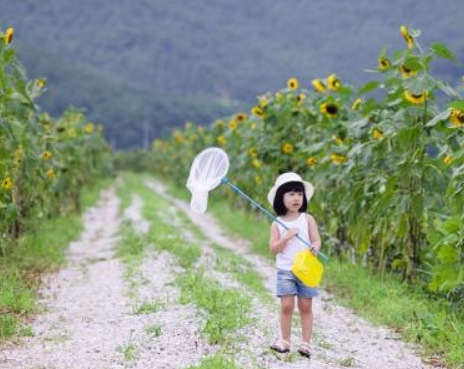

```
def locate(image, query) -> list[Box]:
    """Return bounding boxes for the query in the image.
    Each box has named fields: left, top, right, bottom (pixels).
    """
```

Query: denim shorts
left=276, top=269, right=318, bottom=298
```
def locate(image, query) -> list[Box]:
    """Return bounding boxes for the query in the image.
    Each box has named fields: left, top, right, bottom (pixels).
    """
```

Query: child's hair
left=273, top=181, right=308, bottom=216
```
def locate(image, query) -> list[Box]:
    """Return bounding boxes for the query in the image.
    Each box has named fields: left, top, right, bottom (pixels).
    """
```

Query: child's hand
left=284, top=228, right=299, bottom=242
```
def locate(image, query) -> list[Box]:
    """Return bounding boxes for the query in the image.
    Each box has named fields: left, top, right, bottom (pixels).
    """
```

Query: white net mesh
left=186, top=147, right=230, bottom=213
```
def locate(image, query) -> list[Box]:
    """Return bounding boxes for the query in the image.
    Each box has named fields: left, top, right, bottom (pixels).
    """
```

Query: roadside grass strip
left=178, top=269, right=251, bottom=346
left=209, top=243, right=273, bottom=306
left=185, top=353, right=240, bottom=369
left=119, top=174, right=260, bottom=366
left=0, top=180, right=109, bottom=341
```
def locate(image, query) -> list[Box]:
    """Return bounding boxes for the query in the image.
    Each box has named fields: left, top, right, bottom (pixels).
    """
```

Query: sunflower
left=351, top=98, right=362, bottom=111
left=228, top=119, right=238, bottom=131
left=306, top=157, right=318, bottom=167
left=400, top=25, right=414, bottom=49
left=372, top=129, right=384, bottom=139
left=450, top=109, right=464, bottom=128
left=85, top=123, right=95, bottom=134
left=37, top=78, right=47, bottom=88
left=287, top=78, right=298, bottom=90
left=331, top=154, right=347, bottom=165
left=327, top=74, right=342, bottom=91
left=282, top=142, right=293, bottom=154
left=296, top=93, right=306, bottom=105
left=259, top=97, right=269, bottom=107
left=378, top=57, right=391, bottom=71
left=1, top=177, right=13, bottom=190
left=275, top=92, right=283, bottom=103
left=46, top=169, right=56, bottom=179
left=250, top=122, right=257, bottom=130
left=332, top=136, right=344, bottom=145
left=252, top=159, right=262, bottom=169
left=215, top=120, right=225, bottom=129
left=320, top=102, right=339, bottom=118
left=442, top=155, right=453, bottom=165
left=255, top=176, right=262, bottom=185
left=41, top=151, right=52, bottom=160
left=400, top=65, right=417, bottom=79
left=14, top=147, right=24, bottom=166
left=312, top=79, right=326, bottom=93
left=217, top=135, right=227, bottom=146
left=236, top=113, right=247, bottom=122
left=4, top=27, right=14, bottom=44
left=248, top=147, right=258, bottom=158
left=404, top=90, right=428, bottom=105
left=251, top=106, right=265, bottom=118
left=173, top=131, right=184, bottom=143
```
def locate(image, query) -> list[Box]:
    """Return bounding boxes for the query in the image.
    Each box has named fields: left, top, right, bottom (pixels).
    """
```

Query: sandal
left=270, top=339, right=290, bottom=353
left=298, top=342, right=311, bottom=358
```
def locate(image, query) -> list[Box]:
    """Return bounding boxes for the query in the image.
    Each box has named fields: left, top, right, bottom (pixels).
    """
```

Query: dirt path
left=0, top=190, right=215, bottom=369
left=1, top=190, right=129, bottom=369
left=147, top=179, right=444, bottom=369
left=0, top=181, right=446, bottom=369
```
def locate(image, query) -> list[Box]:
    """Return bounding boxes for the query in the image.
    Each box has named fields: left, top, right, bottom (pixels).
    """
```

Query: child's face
left=283, top=190, right=303, bottom=212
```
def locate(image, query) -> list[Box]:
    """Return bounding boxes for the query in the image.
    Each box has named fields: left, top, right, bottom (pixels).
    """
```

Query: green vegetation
left=178, top=270, right=251, bottom=345
left=153, top=27, right=464, bottom=299
left=0, top=180, right=109, bottom=340
left=185, top=353, right=239, bottom=369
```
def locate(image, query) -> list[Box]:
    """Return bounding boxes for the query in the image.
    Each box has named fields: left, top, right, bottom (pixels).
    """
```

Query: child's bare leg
left=280, top=295, right=295, bottom=341
left=297, top=297, right=313, bottom=342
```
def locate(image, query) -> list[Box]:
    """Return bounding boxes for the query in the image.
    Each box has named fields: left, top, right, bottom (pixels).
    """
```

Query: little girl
left=268, top=172, right=321, bottom=358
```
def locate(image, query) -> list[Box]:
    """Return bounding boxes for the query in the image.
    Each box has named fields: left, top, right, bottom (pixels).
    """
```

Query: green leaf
left=430, top=43, right=457, bottom=60
left=437, top=244, right=458, bottom=264
left=425, top=109, right=452, bottom=127
left=404, top=74, right=437, bottom=94
left=403, top=56, right=422, bottom=71
left=449, top=101, right=464, bottom=111
left=358, top=81, right=380, bottom=95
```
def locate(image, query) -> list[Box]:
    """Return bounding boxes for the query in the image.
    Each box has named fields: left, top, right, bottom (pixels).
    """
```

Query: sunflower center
left=327, top=105, right=338, bottom=114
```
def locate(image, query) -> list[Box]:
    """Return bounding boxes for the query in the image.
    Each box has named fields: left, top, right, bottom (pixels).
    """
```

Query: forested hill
left=1, top=0, right=463, bottom=148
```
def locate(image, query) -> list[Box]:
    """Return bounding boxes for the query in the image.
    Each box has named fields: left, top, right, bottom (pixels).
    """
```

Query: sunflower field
left=0, top=27, right=112, bottom=253
left=152, top=27, right=464, bottom=301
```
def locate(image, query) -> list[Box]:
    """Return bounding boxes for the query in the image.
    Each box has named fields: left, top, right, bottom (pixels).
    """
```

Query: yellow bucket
left=291, top=250, right=324, bottom=288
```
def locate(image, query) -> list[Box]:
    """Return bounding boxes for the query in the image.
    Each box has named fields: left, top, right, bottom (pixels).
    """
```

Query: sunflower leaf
left=430, top=43, right=457, bottom=61
left=358, top=81, right=380, bottom=95
left=425, top=109, right=452, bottom=127
left=449, top=101, right=464, bottom=111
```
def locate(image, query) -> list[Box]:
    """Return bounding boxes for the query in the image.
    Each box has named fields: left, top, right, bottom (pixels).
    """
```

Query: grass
left=134, top=300, right=165, bottom=315
left=178, top=269, right=251, bottom=345
left=185, top=353, right=240, bottom=369
left=119, top=173, right=254, bottom=350
left=163, top=177, right=464, bottom=369
left=117, top=342, right=137, bottom=362
left=145, top=324, right=162, bottom=337
left=210, top=243, right=273, bottom=305
left=0, top=179, right=110, bottom=341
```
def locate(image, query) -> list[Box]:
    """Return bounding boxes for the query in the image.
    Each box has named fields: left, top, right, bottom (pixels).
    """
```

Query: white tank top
left=275, top=213, right=311, bottom=270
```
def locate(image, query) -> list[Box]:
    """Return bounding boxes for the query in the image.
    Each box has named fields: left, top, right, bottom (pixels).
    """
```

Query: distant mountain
left=1, top=0, right=463, bottom=148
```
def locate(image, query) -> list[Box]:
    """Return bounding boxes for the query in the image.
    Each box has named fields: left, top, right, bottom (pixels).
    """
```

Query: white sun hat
left=267, top=172, right=314, bottom=206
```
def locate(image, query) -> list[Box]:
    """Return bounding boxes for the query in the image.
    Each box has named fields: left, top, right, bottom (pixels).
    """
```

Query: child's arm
left=269, top=222, right=298, bottom=255
left=307, top=214, right=322, bottom=252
